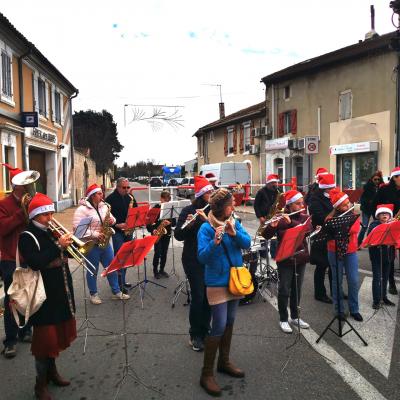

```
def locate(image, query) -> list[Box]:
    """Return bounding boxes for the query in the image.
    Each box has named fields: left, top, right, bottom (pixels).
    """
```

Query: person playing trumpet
left=263, top=190, right=311, bottom=334
left=73, top=184, right=129, bottom=304
left=0, top=164, right=32, bottom=359
left=18, top=193, right=76, bottom=400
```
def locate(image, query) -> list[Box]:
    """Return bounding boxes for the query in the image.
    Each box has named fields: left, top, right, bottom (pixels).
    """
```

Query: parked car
left=149, top=177, right=163, bottom=187
left=167, top=178, right=179, bottom=186
left=177, top=177, right=195, bottom=198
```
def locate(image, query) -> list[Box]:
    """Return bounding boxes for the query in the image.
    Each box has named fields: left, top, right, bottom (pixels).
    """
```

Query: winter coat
left=263, top=212, right=311, bottom=267
left=360, top=181, right=380, bottom=215
left=146, top=203, right=176, bottom=236
left=253, top=186, right=279, bottom=219
left=367, top=220, right=395, bottom=265
left=18, top=222, right=75, bottom=326
left=372, top=181, right=400, bottom=216
left=105, top=190, right=137, bottom=234
left=197, top=219, right=251, bottom=287
left=304, top=182, right=319, bottom=207
left=72, top=198, right=116, bottom=241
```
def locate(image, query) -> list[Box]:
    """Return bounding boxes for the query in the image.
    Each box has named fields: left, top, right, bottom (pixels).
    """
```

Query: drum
left=242, top=247, right=259, bottom=264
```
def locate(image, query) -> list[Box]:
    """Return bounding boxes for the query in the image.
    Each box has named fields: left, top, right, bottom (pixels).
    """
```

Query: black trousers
left=389, top=260, right=396, bottom=288
left=152, top=235, right=170, bottom=274
left=183, top=262, right=211, bottom=339
left=277, top=263, right=305, bottom=321
left=314, top=263, right=332, bottom=298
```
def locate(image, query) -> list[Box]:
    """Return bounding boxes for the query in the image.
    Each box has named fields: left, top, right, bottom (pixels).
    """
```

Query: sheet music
left=159, top=200, right=190, bottom=219
left=74, top=217, right=93, bottom=239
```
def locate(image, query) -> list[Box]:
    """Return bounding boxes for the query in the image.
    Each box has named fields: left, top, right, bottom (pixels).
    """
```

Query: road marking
left=264, top=295, right=388, bottom=400
left=341, top=276, right=398, bottom=379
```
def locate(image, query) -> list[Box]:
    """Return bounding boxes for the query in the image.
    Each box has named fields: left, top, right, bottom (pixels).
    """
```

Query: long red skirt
left=31, top=318, right=77, bottom=358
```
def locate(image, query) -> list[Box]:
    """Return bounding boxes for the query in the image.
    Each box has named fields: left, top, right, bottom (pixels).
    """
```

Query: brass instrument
left=154, top=220, right=169, bottom=243
left=48, top=217, right=97, bottom=276
left=256, top=191, right=284, bottom=237
left=98, top=201, right=115, bottom=249
left=124, top=194, right=136, bottom=236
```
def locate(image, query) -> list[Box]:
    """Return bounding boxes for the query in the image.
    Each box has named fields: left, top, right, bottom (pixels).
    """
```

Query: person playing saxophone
left=73, top=184, right=129, bottom=304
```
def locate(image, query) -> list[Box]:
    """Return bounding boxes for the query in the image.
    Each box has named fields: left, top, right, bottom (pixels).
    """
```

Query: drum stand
left=77, top=267, right=115, bottom=354
left=168, top=229, right=179, bottom=279
left=256, top=241, right=278, bottom=300
left=171, top=277, right=191, bottom=308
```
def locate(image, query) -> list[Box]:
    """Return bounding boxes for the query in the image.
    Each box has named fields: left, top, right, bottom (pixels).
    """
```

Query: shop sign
left=329, top=141, right=378, bottom=155
left=30, top=128, right=57, bottom=144
left=265, top=137, right=288, bottom=151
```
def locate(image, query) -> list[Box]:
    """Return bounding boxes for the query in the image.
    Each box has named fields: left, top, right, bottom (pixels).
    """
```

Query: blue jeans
left=0, top=261, right=31, bottom=346
left=357, top=212, right=371, bottom=246
left=86, top=244, right=120, bottom=295
left=209, top=300, right=239, bottom=337
left=112, top=231, right=132, bottom=287
left=328, top=251, right=359, bottom=314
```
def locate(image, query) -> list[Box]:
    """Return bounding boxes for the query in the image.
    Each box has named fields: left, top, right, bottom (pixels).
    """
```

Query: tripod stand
left=171, top=277, right=191, bottom=308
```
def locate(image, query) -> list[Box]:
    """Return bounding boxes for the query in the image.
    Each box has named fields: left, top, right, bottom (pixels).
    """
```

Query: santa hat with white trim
left=318, top=173, right=335, bottom=189
left=194, top=176, right=213, bottom=198
left=315, top=167, right=329, bottom=180
left=28, top=193, right=55, bottom=219
left=266, top=174, right=279, bottom=184
left=205, top=172, right=217, bottom=182
left=284, top=190, right=303, bottom=206
left=390, top=167, right=400, bottom=179
left=2, top=163, right=24, bottom=181
left=375, top=203, right=394, bottom=218
left=86, top=183, right=102, bottom=199
left=329, top=187, right=349, bottom=209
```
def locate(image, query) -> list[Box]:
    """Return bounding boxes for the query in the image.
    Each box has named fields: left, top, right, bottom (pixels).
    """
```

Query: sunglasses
left=121, top=186, right=130, bottom=189
left=372, top=178, right=381, bottom=181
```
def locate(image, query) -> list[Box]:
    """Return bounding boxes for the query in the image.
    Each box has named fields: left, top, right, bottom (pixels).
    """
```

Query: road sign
left=305, top=136, right=319, bottom=154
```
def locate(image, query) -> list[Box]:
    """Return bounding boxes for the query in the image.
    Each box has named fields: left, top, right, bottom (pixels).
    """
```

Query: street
left=0, top=187, right=399, bottom=399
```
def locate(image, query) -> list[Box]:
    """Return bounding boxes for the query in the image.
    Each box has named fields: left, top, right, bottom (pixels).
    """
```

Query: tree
left=73, top=110, right=123, bottom=185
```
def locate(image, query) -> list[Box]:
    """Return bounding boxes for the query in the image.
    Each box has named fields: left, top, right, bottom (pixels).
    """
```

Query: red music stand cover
left=275, top=217, right=311, bottom=263
left=145, top=207, right=161, bottom=225
left=102, top=235, right=158, bottom=276
left=125, top=205, right=149, bottom=230
left=361, top=220, right=400, bottom=248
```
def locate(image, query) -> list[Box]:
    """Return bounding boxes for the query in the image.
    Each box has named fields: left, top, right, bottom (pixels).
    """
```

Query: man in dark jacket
left=174, top=176, right=213, bottom=352
left=308, top=173, right=336, bottom=303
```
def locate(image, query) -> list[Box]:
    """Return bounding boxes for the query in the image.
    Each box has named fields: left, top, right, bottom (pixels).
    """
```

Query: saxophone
left=124, top=194, right=135, bottom=236
left=154, top=220, right=169, bottom=243
left=256, top=191, right=284, bottom=237
left=98, top=201, right=115, bottom=249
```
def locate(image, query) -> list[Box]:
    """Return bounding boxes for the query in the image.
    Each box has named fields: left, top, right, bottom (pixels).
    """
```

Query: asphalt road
left=0, top=185, right=399, bottom=399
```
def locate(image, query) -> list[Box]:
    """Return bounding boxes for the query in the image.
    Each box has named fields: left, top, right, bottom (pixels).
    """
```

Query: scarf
left=208, top=211, right=236, bottom=235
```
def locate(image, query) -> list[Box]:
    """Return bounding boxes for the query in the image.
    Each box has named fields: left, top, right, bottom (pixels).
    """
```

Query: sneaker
left=372, top=302, right=380, bottom=310
left=388, top=285, right=398, bottom=295
left=111, top=292, right=130, bottom=300
left=189, top=336, right=204, bottom=351
left=383, top=298, right=396, bottom=306
left=124, top=282, right=133, bottom=289
left=2, top=344, right=17, bottom=359
left=159, top=271, right=169, bottom=278
left=350, top=312, right=363, bottom=322
left=279, top=321, right=293, bottom=334
left=154, top=272, right=160, bottom=279
left=90, top=294, right=102, bottom=305
left=289, top=318, right=310, bottom=329
left=315, top=295, right=333, bottom=304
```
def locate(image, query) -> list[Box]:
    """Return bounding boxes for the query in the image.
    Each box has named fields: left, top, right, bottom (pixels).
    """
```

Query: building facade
left=261, top=31, right=397, bottom=191
left=195, top=102, right=267, bottom=185
left=0, top=14, right=78, bottom=209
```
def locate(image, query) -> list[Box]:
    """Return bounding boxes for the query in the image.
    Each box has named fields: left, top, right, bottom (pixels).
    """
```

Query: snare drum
left=242, top=248, right=259, bottom=264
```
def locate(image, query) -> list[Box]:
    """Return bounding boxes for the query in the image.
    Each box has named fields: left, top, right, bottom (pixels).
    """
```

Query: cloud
left=241, top=48, right=266, bottom=55
left=188, top=31, right=197, bottom=38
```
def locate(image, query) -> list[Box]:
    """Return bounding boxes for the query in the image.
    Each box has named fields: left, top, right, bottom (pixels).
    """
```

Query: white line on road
left=264, top=295, right=388, bottom=400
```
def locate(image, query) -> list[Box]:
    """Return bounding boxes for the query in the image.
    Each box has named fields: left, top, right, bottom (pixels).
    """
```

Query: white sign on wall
left=329, top=141, right=379, bottom=155
left=265, top=137, right=288, bottom=151
left=304, top=136, right=319, bottom=154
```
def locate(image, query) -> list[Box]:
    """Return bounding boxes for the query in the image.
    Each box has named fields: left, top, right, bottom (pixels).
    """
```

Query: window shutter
left=45, top=81, right=49, bottom=118
left=250, top=121, right=255, bottom=145
left=278, top=113, right=284, bottom=137
left=239, top=125, right=244, bottom=153
left=60, top=93, right=64, bottom=125
left=233, top=127, right=237, bottom=154
left=224, top=130, right=228, bottom=156
left=290, top=109, right=297, bottom=134
left=33, top=72, right=39, bottom=112
left=51, top=84, right=56, bottom=122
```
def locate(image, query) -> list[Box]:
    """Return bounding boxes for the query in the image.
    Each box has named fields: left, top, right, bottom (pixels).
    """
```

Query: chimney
left=219, top=102, right=225, bottom=119
left=365, top=5, right=379, bottom=40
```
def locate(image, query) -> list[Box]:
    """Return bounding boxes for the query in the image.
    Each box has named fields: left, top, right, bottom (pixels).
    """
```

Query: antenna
left=201, top=83, right=223, bottom=103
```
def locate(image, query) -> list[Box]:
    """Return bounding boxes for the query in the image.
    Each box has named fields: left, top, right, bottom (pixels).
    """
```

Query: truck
left=199, top=162, right=250, bottom=186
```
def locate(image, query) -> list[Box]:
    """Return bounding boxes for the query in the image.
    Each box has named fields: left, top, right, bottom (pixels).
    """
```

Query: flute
left=216, top=212, right=234, bottom=241
left=337, top=205, right=355, bottom=217
left=181, top=204, right=210, bottom=229
left=262, top=208, right=305, bottom=228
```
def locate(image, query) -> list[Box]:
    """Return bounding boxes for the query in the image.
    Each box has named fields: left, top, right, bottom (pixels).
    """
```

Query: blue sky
left=1, top=0, right=396, bottom=166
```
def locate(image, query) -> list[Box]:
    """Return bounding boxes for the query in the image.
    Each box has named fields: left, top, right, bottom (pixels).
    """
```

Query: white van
left=199, top=162, right=250, bottom=186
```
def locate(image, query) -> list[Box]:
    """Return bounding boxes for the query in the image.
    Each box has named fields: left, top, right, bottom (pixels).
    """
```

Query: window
left=278, top=110, right=297, bottom=136
left=339, top=90, right=352, bottom=120
left=284, top=85, right=291, bottom=100
left=209, top=131, right=214, bottom=142
left=227, top=128, right=234, bottom=153
left=1, top=51, right=12, bottom=98
left=244, top=125, right=251, bottom=151
left=62, top=157, right=68, bottom=194
left=54, top=92, right=61, bottom=124
left=38, top=78, right=46, bottom=117
left=3, top=145, right=15, bottom=191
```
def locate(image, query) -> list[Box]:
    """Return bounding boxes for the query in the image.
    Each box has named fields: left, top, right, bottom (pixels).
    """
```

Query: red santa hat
left=194, top=175, right=213, bottom=198
left=2, top=163, right=23, bottom=181
left=28, top=193, right=55, bottom=219
left=205, top=172, right=217, bottom=182
left=315, top=167, right=329, bottom=180
left=318, top=173, right=335, bottom=189
left=284, top=190, right=303, bottom=205
left=329, top=187, right=349, bottom=209
left=390, top=167, right=400, bottom=179
left=266, top=174, right=279, bottom=184
left=86, top=183, right=102, bottom=198
left=375, top=203, right=394, bottom=218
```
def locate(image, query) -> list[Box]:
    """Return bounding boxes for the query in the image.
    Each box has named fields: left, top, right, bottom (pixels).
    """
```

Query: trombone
left=48, top=217, right=97, bottom=276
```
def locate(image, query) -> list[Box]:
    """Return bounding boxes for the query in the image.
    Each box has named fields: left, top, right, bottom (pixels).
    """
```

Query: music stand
left=361, top=220, right=400, bottom=323
left=102, top=236, right=162, bottom=399
left=316, top=214, right=368, bottom=346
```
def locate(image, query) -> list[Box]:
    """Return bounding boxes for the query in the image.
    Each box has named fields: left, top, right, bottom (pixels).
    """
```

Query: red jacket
left=327, top=218, right=360, bottom=254
left=0, top=194, right=27, bottom=261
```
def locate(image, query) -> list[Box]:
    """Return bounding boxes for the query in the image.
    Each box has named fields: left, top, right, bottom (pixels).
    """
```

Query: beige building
left=195, top=102, right=267, bottom=185
left=261, top=31, right=398, bottom=191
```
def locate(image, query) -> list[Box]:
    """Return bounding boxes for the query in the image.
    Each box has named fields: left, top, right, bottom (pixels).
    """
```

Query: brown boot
left=200, top=336, right=222, bottom=397
left=35, top=375, right=53, bottom=400
left=217, top=325, right=245, bottom=378
left=47, top=358, right=70, bottom=386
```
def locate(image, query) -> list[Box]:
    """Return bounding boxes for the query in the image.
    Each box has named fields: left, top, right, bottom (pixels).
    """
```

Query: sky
left=1, top=1, right=397, bottom=166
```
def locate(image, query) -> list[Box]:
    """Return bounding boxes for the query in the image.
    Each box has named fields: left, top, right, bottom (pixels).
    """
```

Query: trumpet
left=48, top=217, right=97, bottom=276
left=181, top=204, right=210, bottom=229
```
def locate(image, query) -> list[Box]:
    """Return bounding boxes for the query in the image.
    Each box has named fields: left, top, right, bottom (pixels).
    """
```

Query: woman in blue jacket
left=197, top=188, right=251, bottom=397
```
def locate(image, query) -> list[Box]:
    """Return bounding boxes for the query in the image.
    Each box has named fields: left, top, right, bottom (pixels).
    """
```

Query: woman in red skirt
left=18, top=193, right=76, bottom=400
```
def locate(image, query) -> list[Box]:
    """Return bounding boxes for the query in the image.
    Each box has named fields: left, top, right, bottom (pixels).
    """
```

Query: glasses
left=121, top=186, right=130, bottom=189
left=372, top=178, right=381, bottom=181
